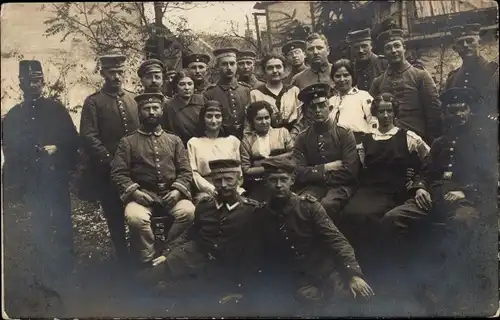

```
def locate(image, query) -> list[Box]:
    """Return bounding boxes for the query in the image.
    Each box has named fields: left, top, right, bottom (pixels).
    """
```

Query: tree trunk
left=154, top=2, right=165, bottom=63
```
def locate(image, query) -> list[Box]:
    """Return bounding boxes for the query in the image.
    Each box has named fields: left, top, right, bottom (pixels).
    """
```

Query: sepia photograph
left=1, top=1, right=499, bottom=318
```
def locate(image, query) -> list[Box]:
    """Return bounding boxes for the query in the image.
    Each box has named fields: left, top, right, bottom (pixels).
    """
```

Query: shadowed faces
left=218, top=56, right=237, bottom=81
left=212, top=171, right=240, bottom=199
left=237, top=59, right=255, bottom=78
left=264, top=58, right=285, bottom=82
left=139, top=103, right=163, bottom=127
left=101, top=69, right=124, bottom=89
left=444, top=102, right=471, bottom=127
left=20, top=77, right=44, bottom=97
left=175, top=76, right=194, bottom=99
left=453, top=36, right=480, bottom=59
left=266, top=172, right=294, bottom=199
left=351, top=40, right=372, bottom=62
left=286, top=48, right=305, bottom=67
left=253, top=108, right=272, bottom=135
left=307, top=101, right=332, bottom=124
left=306, top=38, right=330, bottom=65
left=188, top=62, right=208, bottom=82
left=383, top=39, right=405, bottom=64
left=332, top=66, right=353, bottom=94
left=375, top=100, right=395, bottom=129
left=141, top=71, right=163, bottom=93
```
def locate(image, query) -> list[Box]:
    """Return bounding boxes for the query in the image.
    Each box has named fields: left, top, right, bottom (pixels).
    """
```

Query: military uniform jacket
left=292, top=120, right=360, bottom=189
left=2, top=96, right=79, bottom=189
left=80, top=87, right=140, bottom=173
left=239, top=74, right=265, bottom=90
left=369, top=61, right=442, bottom=144
left=283, top=65, right=307, bottom=85
left=291, top=63, right=335, bottom=90
left=261, top=193, right=364, bottom=280
left=353, top=53, right=387, bottom=91
left=203, top=80, right=252, bottom=139
left=194, top=78, right=213, bottom=94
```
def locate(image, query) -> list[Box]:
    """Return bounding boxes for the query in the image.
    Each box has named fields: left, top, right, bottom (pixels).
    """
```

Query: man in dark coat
left=257, top=157, right=373, bottom=306
left=183, top=53, right=213, bottom=94
left=2, top=59, right=79, bottom=304
left=369, top=28, right=442, bottom=145
left=282, top=40, right=308, bottom=85
left=346, top=28, right=387, bottom=91
left=80, top=54, right=140, bottom=262
left=138, top=59, right=165, bottom=93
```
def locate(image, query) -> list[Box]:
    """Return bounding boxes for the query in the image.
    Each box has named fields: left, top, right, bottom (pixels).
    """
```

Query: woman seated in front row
left=187, top=100, right=244, bottom=204
left=240, top=101, right=294, bottom=201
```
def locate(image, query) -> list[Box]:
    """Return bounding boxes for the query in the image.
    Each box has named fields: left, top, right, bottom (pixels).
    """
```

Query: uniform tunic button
left=32, top=117, right=35, bottom=120
left=156, top=164, right=160, bottom=168
left=156, top=158, right=159, bottom=162
left=448, top=164, right=453, bottom=168
left=157, top=171, right=161, bottom=174
left=449, top=147, right=454, bottom=151
left=214, top=244, right=218, bottom=248
left=291, top=245, right=295, bottom=249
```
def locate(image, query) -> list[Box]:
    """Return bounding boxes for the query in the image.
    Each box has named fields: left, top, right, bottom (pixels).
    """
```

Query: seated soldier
left=292, top=83, right=360, bottom=223
left=257, top=157, right=373, bottom=307
left=380, top=87, right=497, bottom=313
left=110, top=92, right=195, bottom=268
left=141, top=159, right=262, bottom=304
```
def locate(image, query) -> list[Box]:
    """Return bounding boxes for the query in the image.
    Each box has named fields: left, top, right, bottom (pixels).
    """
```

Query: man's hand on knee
left=132, top=189, right=155, bottom=207
left=152, top=255, right=166, bottom=267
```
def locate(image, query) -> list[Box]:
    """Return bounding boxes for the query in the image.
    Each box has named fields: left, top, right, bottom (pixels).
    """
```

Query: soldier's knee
left=124, top=201, right=151, bottom=228
left=171, top=200, right=195, bottom=222
left=449, top=205, right=479, bottom=230
left=294, top=284, right=325, bottom=304
left=380, top=210, right=404, bottom=233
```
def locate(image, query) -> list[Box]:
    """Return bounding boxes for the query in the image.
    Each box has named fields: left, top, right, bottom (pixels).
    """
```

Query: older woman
left=163, top=70, right=205, bottom=146
left=240, top=101, right=294, bottom=201
left=329, top=59, right=377, bottom=144
left=187, top=100, right=244, bottom=204
left=248, top=53, right=303, bottom=139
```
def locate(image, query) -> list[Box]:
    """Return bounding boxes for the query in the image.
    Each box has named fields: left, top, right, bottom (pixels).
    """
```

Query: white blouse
left=329, top=87, right=377, bottom=134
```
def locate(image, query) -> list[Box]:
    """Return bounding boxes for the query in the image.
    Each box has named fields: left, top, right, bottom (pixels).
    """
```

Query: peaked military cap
left=99, top=54, right=126, bottom=70
left=377, top=28, right=405, bottom=44
left=137, top=59, right=165, bottom=77
left=213, top=47, right=239, bottom=60
left=165, top=68, right=177, bottom=76
left=449, top=23, right=481, bottom=40
left=298, top=83, right=332, bottom=104
left=346, top=28, right=372, bottom=44
left=261, top=157, right=297, bottom=174
left=19, top=60, right=44, bottom=80
left=183, top=53, right=211, bottom=68
left=134, top=92, right=165, bottom=107
left=282, top=40, right=307, bottom=55
left=236, top=50, right=257, bottom=61
left=439, top=87, right=480, bottom=106
left=208, top=159, right=241, bottom=174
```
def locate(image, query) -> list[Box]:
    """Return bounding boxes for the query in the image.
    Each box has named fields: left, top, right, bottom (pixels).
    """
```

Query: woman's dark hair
left=371, top=93, right=400, bottom=118
left=171, top=70, right=193, bottom=94
left=195, top=100, right=229, bottom=137
left=245, top=101, right=274, bottom=131
left=330, top=59, right=357, bottom=87
left=260, top=53, right=287, bottom=73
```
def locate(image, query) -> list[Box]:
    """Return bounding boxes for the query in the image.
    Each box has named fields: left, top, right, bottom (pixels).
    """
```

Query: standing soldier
left=237, top=50, right=265, bottom=89
left=291, top=33, right=335, bottom=90
left=282, top=40, right=307, bottom=85
left=138, top=59, right=165, bottom=94
left=183, top=53, right=213, bottom=94
left=3, top=60, right=79, bottom=299
left=346, top=28, right=387, bottom=92
left=369, top=28, right=442, bottom=145
left=80, top=54, right=140, bottom=262
left=204, top=47, right=252, bottom=139
left=163, top=67, right=177, bottom=99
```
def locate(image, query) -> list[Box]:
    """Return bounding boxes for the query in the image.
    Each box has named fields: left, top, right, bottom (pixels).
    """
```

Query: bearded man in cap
left=183, top=52, right=213, bottom=94
left=346, top=28, right=387, bottom=91
left=369, top=28, right=442, bottom=145
left=3, top=59, right=79, bottom=304
left=204, top=47, right=252, bottom=139
left=80, top=54, right=140, bottom=262
left=282, top=40, right=308, bottom=85
left=110, top=92, right=195, bottom=268
left=237, top=50, right=265, bottom=89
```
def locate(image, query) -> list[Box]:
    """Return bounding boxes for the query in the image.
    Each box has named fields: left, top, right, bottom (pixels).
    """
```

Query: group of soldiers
left=2, top=20, right=498, bottom=315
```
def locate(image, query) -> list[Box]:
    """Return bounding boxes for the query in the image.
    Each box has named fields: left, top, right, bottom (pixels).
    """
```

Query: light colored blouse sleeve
left=281, top=127, right=294, bottom=151
left=230, top=136, right=246, bottom=194
left=361, top=91, right=376, bottom=129
left=187, top=138, right=215, bottom=194
left=406, top=130, right=430, bottom=162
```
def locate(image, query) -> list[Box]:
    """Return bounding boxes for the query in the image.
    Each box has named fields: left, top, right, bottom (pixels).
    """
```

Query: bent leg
left=124, top=201, right=155, bottom=263
left=168, top=199, right=195, bottom=242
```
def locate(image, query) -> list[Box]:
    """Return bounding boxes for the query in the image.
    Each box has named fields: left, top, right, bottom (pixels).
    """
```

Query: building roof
left=253, top=1, right=279, bottom=10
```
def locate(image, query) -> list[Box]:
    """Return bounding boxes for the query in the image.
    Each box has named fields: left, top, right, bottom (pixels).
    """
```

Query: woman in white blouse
left=329, top=59, right=377, bottom=144
left=248, top=53, right=303, bottom=139
left=187, top=100, right=244, bottom=204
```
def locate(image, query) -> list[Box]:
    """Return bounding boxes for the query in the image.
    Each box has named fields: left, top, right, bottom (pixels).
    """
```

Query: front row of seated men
left=109, top=85, right=494, bottom=310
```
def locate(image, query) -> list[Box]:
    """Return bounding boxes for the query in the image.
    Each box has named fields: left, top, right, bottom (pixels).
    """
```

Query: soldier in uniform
left=204, top=47, right=252, bottom=139
left=292, top=83, right=360, bottom=223
left=380, top=87, right=497, bottom=313
left=183, top=53, right=213, bottom=94
left=291, top=33, right=335, bottom=90
left=282, top=40, right=307, bottom=85
left=346, top=28, right=387, bottom=92
left=369, top=28, right=442, bottom=145
left=80, top=54, right=140, bottom=262
left=138, top=59, right=166, bottom=94
left=257, top=157, right=373, bottom=305
left=237, top=50, right=265, bottom=89
left=162, top=68, right=177, bottom=98
left=141, top=159, right=262, bottom=303
left=3, top=60, right=79, bottom=303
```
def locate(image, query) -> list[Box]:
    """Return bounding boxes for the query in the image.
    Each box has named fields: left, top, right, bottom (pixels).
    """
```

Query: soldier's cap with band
left=282, top=40, right=306, bottom=55
left=448, top=23, right=481, bottom=41
left=99, top=54, right=126, bottom=70
left=165, top=67, right=177, bottom=76
left=137, top=59, right=165, bottom=77
left=19, top=60, right=44, bottom=80
left=236, top=50, right=257, bottom=61
left=183, top=53, right=211, bottom=68
left=298, top=83, right=332, bottom=105
left=346, top=28, right=372, bottom=44
left=213, top=47, right=239, bottom=60
left=134, top=92, right=165, bottom=107
left=439, top=87, right=480, bottom=106
left=377, top=28, right=405, bottom=44
left=261, top=157, right=297, bottom=174
left=209, top=159, right=241, bottom=174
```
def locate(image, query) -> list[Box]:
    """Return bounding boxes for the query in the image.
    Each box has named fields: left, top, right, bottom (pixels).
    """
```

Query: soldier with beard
left=138, top=59, right=165, bottom=94
left=183, top=53, right=213, bottom=94
left=237, top=50, right=265, bottom=89
left=282, top=40, right=307, bottom=85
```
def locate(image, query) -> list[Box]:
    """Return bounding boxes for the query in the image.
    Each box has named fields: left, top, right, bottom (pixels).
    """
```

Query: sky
left=145, top=1, right=259, bottom=36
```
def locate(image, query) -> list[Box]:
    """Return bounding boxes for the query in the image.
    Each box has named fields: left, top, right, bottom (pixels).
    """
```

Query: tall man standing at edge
left=80, top=54, right=140, bottom=262
left=369, top=28, right=442, bottom=145
left=282, top=40, right=308, bottom=85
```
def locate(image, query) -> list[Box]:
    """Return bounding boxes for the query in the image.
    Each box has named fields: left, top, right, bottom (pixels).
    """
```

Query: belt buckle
left=158, top=183, right=167, bottom=191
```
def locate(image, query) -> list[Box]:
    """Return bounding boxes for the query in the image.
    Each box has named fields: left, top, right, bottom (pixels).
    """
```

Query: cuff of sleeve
left=345, top=262, right=364, bottom=279
left=408, top=181, right=427, bottom=193
left=120, top=183, right=140, bottom=202
left=172, top=182, right=192, bottom=200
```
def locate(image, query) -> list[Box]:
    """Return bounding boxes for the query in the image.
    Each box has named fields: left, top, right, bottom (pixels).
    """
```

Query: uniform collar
left=313, top=118, right=335, bottom=133
left=387, top=60, right=411, bottom=75
left=215, top=198, right=241, bottom=211
left=266, top=193, right=299, bottom=216
left=311, top=62, right=331, bottom=74
left=101, top=85, right=125, bottom=97
left=137, top=127, right=164, bottom=137
left=218, top=79, right=239, bottom=90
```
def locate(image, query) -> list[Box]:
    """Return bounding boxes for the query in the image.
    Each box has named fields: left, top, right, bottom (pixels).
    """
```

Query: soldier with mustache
left=183, top=53, right=213, bottom=94
left=237, top=50, right=265, bottom=89
left=138, top=59, right=165, bottom=94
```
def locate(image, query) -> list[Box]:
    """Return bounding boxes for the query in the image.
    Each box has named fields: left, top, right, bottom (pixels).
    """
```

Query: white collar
left=373, top=126, right=399, bottom=136
left=215, top=200, right=240, bottom=211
